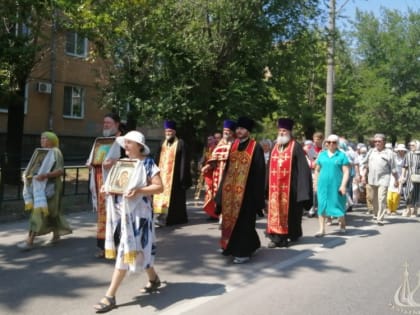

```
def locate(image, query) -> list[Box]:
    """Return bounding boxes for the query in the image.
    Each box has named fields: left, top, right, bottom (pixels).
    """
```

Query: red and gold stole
left=220, top=139, right=256, bottom=249
left=94, top=166, right=106, bottom=240
left=153, top=138, right=178, bottom=214
left=203, top=140, right=232, bottom=217
left=267, top=140, right=295, bottom=235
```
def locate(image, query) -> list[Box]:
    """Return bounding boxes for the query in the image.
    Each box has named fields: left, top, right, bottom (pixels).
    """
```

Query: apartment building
left=0, top=28, right=162, bottom=162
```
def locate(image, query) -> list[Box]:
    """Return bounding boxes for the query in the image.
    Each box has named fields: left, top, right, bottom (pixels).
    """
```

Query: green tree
left=351, top=8, right=420, bottom=142
left=0, top=0, right=52, bottom=184
left=62, top=0, right=321, bottom=147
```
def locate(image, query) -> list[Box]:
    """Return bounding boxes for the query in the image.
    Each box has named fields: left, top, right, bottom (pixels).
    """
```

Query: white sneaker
left=17, top=242, right=33, bottom=251
left=233, top=257, right=250, bottom=264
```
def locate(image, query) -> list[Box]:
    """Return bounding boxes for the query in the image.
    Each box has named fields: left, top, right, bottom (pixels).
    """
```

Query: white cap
left=116, top=131, right=150, bottom=155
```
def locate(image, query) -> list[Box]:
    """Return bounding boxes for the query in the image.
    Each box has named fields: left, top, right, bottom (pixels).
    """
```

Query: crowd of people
left=16, top=113, right=420, bottom=313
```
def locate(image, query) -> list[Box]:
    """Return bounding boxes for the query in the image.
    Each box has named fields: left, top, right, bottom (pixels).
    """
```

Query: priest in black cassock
left=216, top=116, right=266, bottom=264
left=153, top=120, right=192, bottom=226
left=266, top=118, right=313, bottom=248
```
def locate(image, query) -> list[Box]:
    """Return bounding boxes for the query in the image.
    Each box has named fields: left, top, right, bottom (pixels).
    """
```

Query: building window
left=63, top=86, right=85, bottom=119
left=0, top=82, right=29, bottom=113
left=65, top=31, right=88, bottom=57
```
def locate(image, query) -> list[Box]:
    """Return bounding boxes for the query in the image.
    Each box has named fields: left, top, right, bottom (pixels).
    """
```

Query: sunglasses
left=326, top=141, right=337, bottom=144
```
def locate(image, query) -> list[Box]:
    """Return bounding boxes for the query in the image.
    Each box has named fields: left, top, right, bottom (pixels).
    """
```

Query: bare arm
left=34, top=169, right=63, bottom=181
left=339, top=165, right=350, bottom=195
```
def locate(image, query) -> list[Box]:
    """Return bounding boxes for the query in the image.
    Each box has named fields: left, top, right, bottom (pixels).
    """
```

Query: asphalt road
left=1, top=201, right=419, bottom=315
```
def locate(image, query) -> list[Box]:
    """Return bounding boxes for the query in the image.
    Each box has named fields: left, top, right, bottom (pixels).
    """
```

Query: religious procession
left=13, top=110, right=420, bottom=313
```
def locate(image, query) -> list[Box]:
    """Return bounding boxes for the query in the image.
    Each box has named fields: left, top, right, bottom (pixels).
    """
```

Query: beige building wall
left=0, top=27, right=162, bottom=161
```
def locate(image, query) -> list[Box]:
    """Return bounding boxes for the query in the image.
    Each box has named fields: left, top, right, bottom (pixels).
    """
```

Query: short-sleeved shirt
left=365, top=148, right=396, bottom=187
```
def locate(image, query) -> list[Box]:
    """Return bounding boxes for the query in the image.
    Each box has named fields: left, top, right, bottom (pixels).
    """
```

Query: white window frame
left=63, top=85, right=85, bottom=119
left=65, top=31, right=88, bottom=58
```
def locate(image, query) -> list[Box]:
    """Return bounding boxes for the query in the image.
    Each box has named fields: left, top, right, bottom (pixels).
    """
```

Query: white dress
left=104, top=157, right=159, bottom=272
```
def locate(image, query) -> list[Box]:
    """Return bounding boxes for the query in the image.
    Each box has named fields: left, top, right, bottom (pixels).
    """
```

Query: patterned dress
left=403, top=151, right=420, bottom=207
left=104, top=157, right=159, bottom=272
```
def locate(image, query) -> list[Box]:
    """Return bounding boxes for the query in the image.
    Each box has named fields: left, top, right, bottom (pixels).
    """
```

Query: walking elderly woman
left=94, top=131, right=163, bottom=313
left=314, top=134, right=350, bottom=236
left=401, top=140, right=420, bottom=217
left=18, top=131, right=72, bottom=250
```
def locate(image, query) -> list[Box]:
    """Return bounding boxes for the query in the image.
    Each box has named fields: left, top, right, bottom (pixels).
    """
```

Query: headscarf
left=42, top=131, right=59, bottom=147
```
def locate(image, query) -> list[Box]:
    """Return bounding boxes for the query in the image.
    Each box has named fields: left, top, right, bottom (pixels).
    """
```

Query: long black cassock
left=267, top=140, right=313, bottom=244
left=216, top=138, right=266, bottom=258
left=155, top=137, right=192, bottom=226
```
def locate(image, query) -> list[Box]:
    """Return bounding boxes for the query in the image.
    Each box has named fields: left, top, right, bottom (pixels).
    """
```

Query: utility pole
left=48, top=5, right=57, bottom=131
left=325, top=0, right=335, bottom=137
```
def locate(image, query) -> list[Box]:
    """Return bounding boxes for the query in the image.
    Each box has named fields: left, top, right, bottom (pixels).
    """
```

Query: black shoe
left=278, top=239, right=289, bottom=248
left=346, top=206, right=353, bottom=212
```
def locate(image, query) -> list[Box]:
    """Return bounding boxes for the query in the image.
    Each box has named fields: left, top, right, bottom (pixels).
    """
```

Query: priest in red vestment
left=216, top=117, right=265, bottom=264
left=267, top=118, right=313, bottom=248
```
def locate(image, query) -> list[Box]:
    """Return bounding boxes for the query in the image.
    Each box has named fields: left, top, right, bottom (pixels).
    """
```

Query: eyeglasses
left=326, top=141, right=337, bottom=144
left=374, top=140, right=383, bottom=143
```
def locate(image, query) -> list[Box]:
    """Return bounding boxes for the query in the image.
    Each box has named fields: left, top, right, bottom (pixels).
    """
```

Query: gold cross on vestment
left=280, top=168, right=289, bottom=176
left=280, top=183, right=288, bottom=191
left=277, top=152, right=290, bottom=167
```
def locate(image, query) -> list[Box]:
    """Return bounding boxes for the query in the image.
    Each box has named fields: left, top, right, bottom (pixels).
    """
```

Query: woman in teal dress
left=18, top=131, right=72, bottom=250
left=314, top=134, right=350, bottom=236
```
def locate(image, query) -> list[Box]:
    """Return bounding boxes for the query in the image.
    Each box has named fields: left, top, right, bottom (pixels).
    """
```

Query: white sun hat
left=116, top=130, right=150, bottom=155
left=395, top=144, right=407, bottom=152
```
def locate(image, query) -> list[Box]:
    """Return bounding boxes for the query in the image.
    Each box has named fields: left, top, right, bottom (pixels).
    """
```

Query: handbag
left=411, top=174, right=420, bottom=183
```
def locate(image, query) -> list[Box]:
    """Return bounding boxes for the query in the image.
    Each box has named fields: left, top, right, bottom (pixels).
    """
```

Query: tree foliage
left=0, top=0, right=53, bottom=183
left=351, top=8, right=420, bottom=142
left=61, top=0, right=321, bottom=143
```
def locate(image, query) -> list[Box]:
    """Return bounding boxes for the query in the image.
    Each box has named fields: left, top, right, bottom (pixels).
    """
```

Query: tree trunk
left=3, top=92, right=25, bottom=185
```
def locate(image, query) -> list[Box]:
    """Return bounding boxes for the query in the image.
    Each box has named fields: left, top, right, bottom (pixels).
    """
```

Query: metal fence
left=0, top=165, right=90, bottom=205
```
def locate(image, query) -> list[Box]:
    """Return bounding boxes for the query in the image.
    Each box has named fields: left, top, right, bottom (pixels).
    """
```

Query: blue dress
left=316, top=150, right=350, bottom=217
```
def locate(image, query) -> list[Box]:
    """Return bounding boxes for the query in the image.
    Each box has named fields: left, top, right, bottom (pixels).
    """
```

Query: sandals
left=141, top=276, right=161, bottom=293
left=94, top=296, right=116, bottom=313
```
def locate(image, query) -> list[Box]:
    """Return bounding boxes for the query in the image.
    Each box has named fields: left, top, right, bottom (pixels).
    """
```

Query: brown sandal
left=93, top=296, right=116, bottom=313
left=141, top=276, right=161, bottom=293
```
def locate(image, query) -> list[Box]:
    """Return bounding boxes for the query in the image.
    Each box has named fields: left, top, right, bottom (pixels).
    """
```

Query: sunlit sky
left=338, top=0, right=420, bottom=25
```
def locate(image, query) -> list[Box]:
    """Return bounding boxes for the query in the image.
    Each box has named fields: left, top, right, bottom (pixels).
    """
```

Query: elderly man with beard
left=215, top=117, right=266, bottom=264
left=153, top=120, right=192, bottom=226
left=87, top=113, right=125, bottom=258
left=266, top=118, right=313, bottom=248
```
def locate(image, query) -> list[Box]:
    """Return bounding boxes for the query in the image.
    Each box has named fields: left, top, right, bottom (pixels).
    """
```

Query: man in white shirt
left=362, top=134, right=399, bottom=225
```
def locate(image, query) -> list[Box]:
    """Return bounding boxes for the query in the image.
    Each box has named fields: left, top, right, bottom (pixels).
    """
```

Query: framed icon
left=91, top=137, right=115, bottom=166
left=24, top=148, right=51, bottom=179
left=106, top=159, right=138, bottom=194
